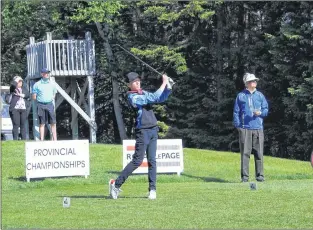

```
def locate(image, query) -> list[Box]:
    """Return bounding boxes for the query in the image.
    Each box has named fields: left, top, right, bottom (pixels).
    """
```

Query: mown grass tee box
left=2, top=141, right=313, bottom=229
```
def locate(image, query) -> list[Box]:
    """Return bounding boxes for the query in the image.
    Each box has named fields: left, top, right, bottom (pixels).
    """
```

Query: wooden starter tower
left=25, top=32, right=97, bottom=143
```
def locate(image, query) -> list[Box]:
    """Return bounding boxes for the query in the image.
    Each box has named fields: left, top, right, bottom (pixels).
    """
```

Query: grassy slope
left=2, top=141, right=313, bottom=229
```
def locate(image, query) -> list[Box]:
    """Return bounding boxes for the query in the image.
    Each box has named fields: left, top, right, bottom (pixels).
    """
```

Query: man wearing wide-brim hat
left=233, top=73, right=269, bottom=182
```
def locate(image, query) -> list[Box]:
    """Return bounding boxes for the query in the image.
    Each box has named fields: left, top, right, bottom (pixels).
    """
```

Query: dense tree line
left=1, top=1, right=313, bottom=161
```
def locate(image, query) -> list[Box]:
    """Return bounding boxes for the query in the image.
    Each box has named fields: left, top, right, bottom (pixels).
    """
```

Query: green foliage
left=180, top=0, right=214, bottom=18
left=264, top=33, right=275, bottom=39
left=2, top=1, right=32, bottom=27
left=1, top=1, right=66, bottom=83
left=131, top=46, right=188, bottom=74
left=142, top=0, right=215, bottom=22
left=157, top=121, right=169, bottom=138
left=2, top=1, right=313, bottom=162
left=199, top=10, right=215, bottom=19
left=143, top=6, right=166, bottom=17
left=70, top=0, right=125, bottom=23
left=283, top=33, right=301, bottom=40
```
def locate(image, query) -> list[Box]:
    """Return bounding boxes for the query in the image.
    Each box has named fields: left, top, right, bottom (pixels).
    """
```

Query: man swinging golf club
left=109, top=72, right=174, bottom=200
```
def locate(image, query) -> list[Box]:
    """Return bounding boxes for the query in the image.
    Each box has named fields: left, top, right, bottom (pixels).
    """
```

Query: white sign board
left=123, top=139, right=184, bottom=175
left=25, top=140, right=90, bottom=182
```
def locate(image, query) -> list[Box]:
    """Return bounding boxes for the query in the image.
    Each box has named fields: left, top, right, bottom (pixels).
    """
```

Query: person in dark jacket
left=109, top=72, right=174, bottom=200
left=233, top=73, right=269, bottom=182
left=9, top=76, right=30, bottom=140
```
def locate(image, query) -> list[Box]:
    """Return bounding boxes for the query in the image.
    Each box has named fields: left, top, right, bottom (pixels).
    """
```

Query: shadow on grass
left=182, top=173, right=230, bottom=183
left=57, top=195, right=147, bottom=199
left=9, top=176, right=42, bottom=182
left=106, top=171, right=230, bottom=183
left=106, top=170, right=183, bottom=176
left=106, top=171, right=121, bottom=175
left=8, top=176, right=77, bottom=182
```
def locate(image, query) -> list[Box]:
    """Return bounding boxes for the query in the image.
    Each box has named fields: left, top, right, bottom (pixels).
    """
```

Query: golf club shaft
left=114, top=44, right=163, bottom=76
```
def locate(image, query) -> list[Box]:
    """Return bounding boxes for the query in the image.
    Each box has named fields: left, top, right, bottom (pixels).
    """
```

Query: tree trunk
left=216, top=4, right=223, bottom=103
left=95, top=22, right=128, bottom=141
left=236, top=3, right=245, bottom=90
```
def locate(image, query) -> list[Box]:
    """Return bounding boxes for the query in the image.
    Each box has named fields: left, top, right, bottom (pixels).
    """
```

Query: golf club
left=113, top=44, right=163, bottom=76
left=113, top=43, right=175, bottom=89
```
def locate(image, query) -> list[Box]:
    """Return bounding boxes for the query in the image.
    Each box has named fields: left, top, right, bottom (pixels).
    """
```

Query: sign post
left=25, top=140, right=90, bottom=182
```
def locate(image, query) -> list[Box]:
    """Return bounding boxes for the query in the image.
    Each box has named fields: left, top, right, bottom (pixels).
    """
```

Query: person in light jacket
left=233, top=73, right=269, bottom=182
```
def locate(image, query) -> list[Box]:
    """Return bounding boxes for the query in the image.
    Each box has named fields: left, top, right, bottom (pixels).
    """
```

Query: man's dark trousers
left=115, top=126, right=158, bottom=191
left=238, top=128, right=264, bottom=180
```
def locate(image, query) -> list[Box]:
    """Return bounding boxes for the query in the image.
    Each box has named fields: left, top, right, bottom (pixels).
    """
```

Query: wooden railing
left=26, top=32, right=95, bottom=78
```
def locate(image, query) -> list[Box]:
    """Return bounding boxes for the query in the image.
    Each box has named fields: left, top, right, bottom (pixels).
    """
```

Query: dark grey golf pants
left=115, top=127, right=158, bottom=191
left=238, top=128, right=264, bottom=180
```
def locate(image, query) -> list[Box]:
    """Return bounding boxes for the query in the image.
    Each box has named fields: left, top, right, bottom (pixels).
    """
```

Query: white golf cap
left=13, top=76, right=23, bottom=82
left=243, top=73, right=259, bottom=84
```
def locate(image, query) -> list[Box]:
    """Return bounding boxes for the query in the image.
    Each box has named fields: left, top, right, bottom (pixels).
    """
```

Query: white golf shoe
left=148, top=190, right=156, bottom=200
left=109, top=179, right=121, bottom=199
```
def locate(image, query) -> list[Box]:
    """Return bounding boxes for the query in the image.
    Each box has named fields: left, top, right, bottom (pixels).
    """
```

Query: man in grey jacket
left=233, top=73, right=269, bottom=182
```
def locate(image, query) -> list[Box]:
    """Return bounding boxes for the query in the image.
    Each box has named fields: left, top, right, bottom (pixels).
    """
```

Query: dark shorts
left=37, top=102, right=56, bottom=125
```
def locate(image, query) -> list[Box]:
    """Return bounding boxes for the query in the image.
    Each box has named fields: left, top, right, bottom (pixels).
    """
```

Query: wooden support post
left=46, top=32, right=52, bottom=72
left=71, top=77, right=79, bottom=139
left=54, top=81, right=96, bottom=130
left=76, top=81, right=90, bottom=115
left=30, top=37, right=40, bottom=141
left=88, top=75, right=96, bottom=143
left=50, top=76, right=57, bottom=140
left=25, top=78, right=30, bottom=140
left=71, top=80, right=88, bottom=128
left=55, top=84, right=72, bottom=110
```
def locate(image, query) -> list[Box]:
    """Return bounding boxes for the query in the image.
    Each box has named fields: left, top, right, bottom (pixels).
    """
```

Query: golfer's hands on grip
left=162, top=74, right=168, bottom=84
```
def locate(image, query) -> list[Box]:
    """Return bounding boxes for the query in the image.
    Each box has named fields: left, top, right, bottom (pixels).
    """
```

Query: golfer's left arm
left=130, top=83, right=168, bottom=107
left=158, top=87, right=172, bottom=103
left=130, top=90, right=163, bottom=107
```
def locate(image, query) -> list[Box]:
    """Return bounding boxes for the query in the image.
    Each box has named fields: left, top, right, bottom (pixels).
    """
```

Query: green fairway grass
left=2, top=141, right=313, bottom=229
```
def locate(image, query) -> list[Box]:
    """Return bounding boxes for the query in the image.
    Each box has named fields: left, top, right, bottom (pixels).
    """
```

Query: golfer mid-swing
left=109, top=72, right=174, bottom=199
